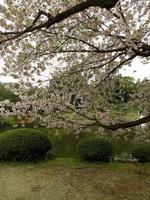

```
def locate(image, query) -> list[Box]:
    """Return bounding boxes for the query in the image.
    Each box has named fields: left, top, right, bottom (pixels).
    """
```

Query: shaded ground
left=0, top=158, right=150, bottom=200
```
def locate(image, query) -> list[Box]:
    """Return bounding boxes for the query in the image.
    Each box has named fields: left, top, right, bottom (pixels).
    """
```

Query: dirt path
left=0, top=159, right=150, bottom=200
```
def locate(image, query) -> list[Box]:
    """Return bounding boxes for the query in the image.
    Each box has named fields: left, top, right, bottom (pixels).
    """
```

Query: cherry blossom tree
left=0, top=0, right=150, bottom=130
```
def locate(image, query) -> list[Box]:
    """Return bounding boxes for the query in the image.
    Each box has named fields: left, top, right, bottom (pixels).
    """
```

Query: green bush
left=0, top=128, right=52, bottom=162
left=76, top=138, right=113, bottom=162
left=132, top=145, right=150, bottom=163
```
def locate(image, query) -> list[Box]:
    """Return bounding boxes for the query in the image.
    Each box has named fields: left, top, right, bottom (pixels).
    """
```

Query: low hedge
left=0, top=128, right=52, bottom=162
left=76, top=138, right=113, bottom=162
left=132, top=145, right=150, bottom=163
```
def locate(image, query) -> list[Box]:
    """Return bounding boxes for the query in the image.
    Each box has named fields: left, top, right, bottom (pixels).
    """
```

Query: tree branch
left=0, top=0, right=119, bottom=45
left=102, top=113, right=150, bottom=131
left=103, top=54, right=137, bottom=81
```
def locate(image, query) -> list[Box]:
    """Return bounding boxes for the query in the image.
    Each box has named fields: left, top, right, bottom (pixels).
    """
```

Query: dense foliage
left=106, top=76, right=137, bottom=104
left=0, top=128, right=52, bottom=161
left=132, top=145, right=150, bottom=163
left=76, top=138, right=113, bottom=162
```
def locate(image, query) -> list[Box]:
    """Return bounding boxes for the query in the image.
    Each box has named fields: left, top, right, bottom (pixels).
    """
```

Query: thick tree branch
left=63, top=105, right=150, bottom=130
left=0, top=0, right=119, bottom=45
left=102, top=113, right=150, bottom=131
left=64, top=102, right=150, bottom=131
left=132, top=43, right=150, bottom=57
left=45, top=0, right=119, bottom=28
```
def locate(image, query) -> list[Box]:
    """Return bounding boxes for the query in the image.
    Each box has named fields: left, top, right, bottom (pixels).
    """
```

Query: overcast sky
left=0, top=0, right=150, bottom=83
left=120, top=58, right=150, bottom=81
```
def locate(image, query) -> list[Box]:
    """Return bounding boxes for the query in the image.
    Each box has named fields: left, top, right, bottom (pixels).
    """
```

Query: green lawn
left=0, top=158, right=149, bottom=200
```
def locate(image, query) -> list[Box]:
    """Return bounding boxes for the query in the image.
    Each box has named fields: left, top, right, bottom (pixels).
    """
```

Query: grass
left=0, top=158, right=149, bottom=200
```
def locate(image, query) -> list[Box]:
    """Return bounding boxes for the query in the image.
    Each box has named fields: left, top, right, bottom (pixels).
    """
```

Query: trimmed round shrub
left=132, top=145, right=150, bottom=163
left=76, top=138, right=113, bottom=162
left=0, top=128, right=52, bottom=162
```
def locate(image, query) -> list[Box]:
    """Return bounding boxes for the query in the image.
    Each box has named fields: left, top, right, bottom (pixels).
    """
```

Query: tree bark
left=98, top=114, right=150, bottom=130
